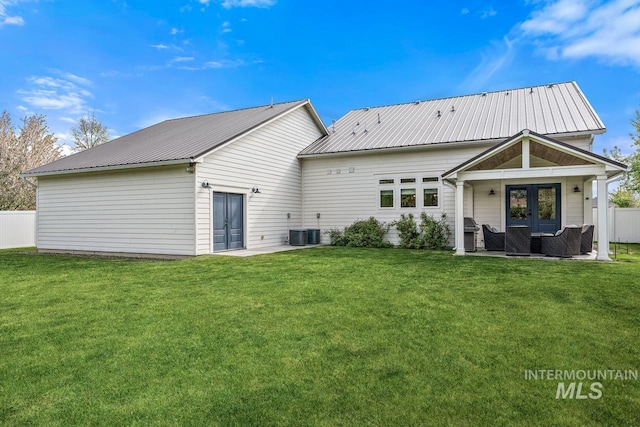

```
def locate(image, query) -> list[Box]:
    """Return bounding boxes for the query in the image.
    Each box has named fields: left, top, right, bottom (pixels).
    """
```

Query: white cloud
left=520, top=0, right=640, bottom=68
left=170, top=27, right=182, bottom=35
left=481, top=6, right=497, bottom=18
left=16, top=73, right=93, bottom=114
left=1, top=15, right=23, bottom=26
left=460, top=36, right=515, bottom=92
left=177, top=58, right=246, bottom=71
left=221, top=0, right=276, bottom=9
left=0, top=0, right=28, bottom=27
left=151, top=43, right=169, bottom=50
left=56, top=143, right=77, bottom=157
left=461, top=8, right=470, bottom=15
left=59, top=116, right=77, bottom=124
left=171, top=56, right=194, bottom=63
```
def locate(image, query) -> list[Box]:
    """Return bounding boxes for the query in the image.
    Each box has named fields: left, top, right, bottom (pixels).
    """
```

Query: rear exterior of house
left=299, top=82, right=626, bottom=260
left=25, top=100, right=326, bottom=257
left=24, top=82, right=626, bottom=259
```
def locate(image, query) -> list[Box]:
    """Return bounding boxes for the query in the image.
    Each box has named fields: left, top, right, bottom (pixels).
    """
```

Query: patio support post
left=596, top=175, right=610, bottom=261
left=455, top=180, right=465, bottom=255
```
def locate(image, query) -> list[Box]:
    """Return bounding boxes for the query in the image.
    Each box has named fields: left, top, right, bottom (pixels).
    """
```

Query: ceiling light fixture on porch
left=573, top=185, right=581, bottom=193
left=489, top=188, right=495, bottom=196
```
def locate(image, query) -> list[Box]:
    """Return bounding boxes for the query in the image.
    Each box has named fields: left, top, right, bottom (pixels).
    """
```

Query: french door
left=506, top=184, right=561, bottom=234
left=213, top=192, right=244, bottom=251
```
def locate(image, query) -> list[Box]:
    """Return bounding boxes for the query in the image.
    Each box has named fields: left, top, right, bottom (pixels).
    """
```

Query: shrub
left=419, top=212, right=451, bottom=249
left=326, top=217, right=392, bottom=248
left=326, top=228, right=346, bottom=246
left=392, top=213, right=421, bottom=249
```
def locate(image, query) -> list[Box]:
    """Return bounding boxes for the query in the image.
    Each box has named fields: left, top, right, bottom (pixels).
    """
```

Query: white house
left=23, top=100, right=327, bottom=257
left=23, top=82, right=626, bottom=259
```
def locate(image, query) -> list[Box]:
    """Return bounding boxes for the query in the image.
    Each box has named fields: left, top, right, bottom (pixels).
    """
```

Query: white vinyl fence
left=593, top=207, right=640, bottom=244
left=0, top=211, right=36, bottom=249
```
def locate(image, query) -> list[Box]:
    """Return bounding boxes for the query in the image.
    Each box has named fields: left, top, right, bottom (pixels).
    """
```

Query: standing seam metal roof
left=298, top=82, right=605, bottom=156
left=24, top=99, right=319, bottom=176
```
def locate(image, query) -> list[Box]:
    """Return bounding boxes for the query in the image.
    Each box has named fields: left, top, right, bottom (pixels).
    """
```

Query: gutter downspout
left=21, top=175, right=38, bottom=189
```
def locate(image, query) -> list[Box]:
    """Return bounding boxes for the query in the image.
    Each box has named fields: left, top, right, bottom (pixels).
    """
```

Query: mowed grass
left=1, top=247, right=640, bottom=426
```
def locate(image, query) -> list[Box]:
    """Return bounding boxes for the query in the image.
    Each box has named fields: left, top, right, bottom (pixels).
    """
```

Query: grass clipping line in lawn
left=1, top=246, right=639, bottom=425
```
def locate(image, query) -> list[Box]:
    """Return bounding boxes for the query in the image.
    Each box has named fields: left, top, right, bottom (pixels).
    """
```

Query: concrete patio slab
left=212, top=244, right=324, bottom=257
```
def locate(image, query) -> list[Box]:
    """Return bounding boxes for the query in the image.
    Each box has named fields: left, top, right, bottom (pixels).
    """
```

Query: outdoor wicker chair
left=505, top=225, right=531, bottom=256
left=581, top=224, right=595, bottom=254
left=540, top=226, right=582, bottom=258
left=482, top=224, right=505, bottom=251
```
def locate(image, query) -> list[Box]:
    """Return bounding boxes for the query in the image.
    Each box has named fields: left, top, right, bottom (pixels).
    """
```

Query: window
left=377, top=174, right=440, bottom=209
left=401, top=188, right=416, bottom=208
left=424, top=188, right=438, bottom=207
left=380, top=189, right=394, bottom=208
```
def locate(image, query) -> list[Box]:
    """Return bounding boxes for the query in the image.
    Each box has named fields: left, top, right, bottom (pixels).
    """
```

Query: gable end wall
left=195, top=106, right=325, bottom=254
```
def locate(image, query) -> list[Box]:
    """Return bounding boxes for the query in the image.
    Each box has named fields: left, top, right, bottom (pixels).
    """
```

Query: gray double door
left=505, top=183, right=561, bottom=234
left=213, top=192, right=244, bottom=251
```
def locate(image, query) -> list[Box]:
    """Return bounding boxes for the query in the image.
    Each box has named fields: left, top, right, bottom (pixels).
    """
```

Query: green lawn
left=1, top=247, right=639, bottom=426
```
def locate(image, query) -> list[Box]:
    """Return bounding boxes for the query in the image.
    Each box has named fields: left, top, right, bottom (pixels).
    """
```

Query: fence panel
left=593, top=207, right=640, bottom=243
left=0, top=211, right=36, bottom=249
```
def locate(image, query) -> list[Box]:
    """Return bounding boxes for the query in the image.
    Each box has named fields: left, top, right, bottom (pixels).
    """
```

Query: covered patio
left=443, top=130, right=627, bottom=261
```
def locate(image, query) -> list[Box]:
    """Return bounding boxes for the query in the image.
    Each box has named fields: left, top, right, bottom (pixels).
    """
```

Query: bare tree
left=0, top=111, right=60, bottom=210
left=71, top=111, right=110, bottom=151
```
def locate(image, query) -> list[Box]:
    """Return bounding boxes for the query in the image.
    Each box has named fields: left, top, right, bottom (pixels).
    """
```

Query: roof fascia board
left=457, top=164, right=607, bottom=181
left=298, top=138, right=502, bottom=159
left=571, top=81, right=606, bottom=131
left=304, top=100, right=330, bottom=135
left=194, top=100, right=328, bottom=162
left=20, top=158, right=193, bottom=178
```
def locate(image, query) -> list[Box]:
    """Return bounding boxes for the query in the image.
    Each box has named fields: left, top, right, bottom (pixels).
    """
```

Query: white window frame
left=378, top=178, right=395, bottom=209
left=375, top=174, right=442, bottom=210
left=422, top=177, right=440, bottom=208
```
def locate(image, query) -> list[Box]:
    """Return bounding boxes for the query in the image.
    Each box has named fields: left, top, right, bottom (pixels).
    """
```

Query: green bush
left=326, top=228, right=346, bottom=246
left=326, top=217, right=392, bottom=248
left=392, top=214, right=422, bottom=249
left=419, top=212, right=451, bottom=249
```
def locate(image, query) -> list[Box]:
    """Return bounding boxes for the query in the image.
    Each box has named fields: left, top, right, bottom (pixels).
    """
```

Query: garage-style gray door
left=213, top=192, right=244, bottom=251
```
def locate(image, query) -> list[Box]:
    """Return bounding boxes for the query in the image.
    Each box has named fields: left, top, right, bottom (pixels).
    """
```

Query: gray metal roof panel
left=25, top=99, right=311, bottom=176
left=299, top=82, right=605, bottom=156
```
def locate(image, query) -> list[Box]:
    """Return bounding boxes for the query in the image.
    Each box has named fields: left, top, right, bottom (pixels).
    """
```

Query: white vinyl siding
left=36, top=165, right=195, bottom=256
left=302, top=139, right=592, bottom=246
left=301, top=143, right=490, bottom=245
left=195, top=105, right=324, bottom=254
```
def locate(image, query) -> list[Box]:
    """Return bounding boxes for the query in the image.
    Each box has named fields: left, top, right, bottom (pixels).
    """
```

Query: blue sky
left=1, top=0, right=639, bottom=156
